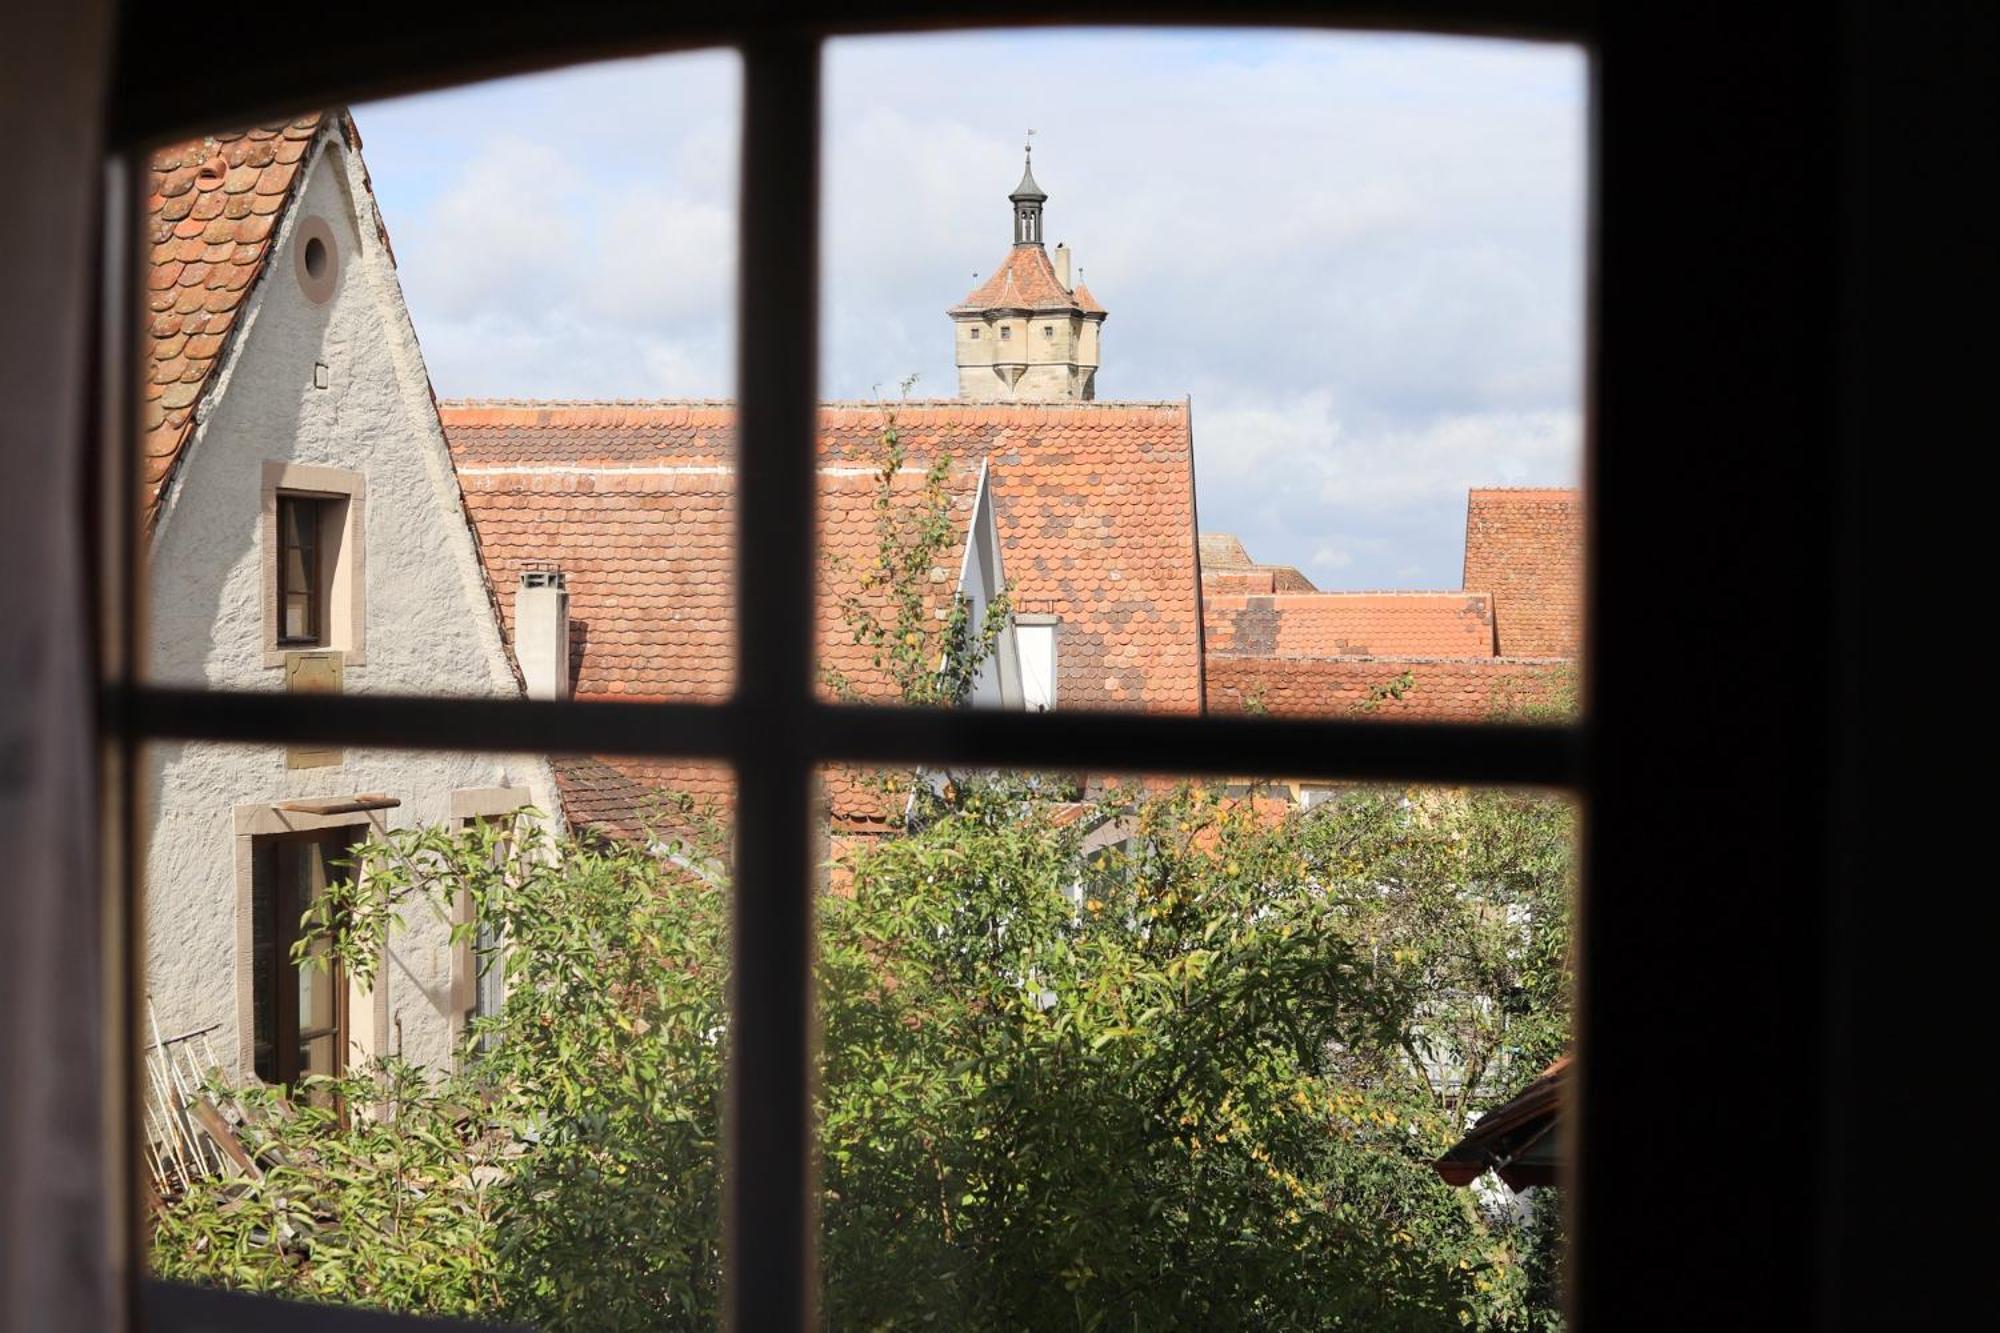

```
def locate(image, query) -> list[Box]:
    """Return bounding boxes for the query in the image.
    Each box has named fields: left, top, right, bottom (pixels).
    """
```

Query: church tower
left=949, top=145, right=1107, bottom=401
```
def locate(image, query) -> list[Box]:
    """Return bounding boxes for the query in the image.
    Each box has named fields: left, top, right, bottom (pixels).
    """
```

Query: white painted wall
left=958, top=462, right=1022, bottom=710
left=144, top=124, right=557, bottom=1080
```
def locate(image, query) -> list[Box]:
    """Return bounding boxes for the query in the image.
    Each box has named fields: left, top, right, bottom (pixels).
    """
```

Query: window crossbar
left=111, top=686, right=1581, bottom=788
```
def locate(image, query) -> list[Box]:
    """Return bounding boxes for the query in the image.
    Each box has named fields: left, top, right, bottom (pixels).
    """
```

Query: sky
left=354, top=30, right=1586, bottom=589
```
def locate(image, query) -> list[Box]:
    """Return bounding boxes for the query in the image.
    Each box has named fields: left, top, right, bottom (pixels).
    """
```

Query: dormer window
left=1016, top=612, right=1060, bottom=712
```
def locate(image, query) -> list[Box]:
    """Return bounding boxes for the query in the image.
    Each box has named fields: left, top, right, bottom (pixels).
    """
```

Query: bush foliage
left=152, top=428, right=1571, bottom=1326
left=151, top=779, right=1571, bottom=1330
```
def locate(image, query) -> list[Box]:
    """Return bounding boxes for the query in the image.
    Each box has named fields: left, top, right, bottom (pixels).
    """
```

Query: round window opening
left=293, top=216, right=338, bottom=304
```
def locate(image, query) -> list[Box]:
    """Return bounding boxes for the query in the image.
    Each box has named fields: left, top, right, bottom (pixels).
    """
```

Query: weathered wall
left=953, top=310, right=1102, bottom=401
left=145, top=126, right=555, bottom=1079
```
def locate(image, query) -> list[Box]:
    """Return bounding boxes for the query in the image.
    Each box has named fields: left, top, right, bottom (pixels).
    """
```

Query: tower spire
left=1010, top=131, right=1046, bottom=245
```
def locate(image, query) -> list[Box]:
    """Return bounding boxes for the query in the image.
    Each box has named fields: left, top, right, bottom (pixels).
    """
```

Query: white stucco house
left=140, top=112, right=559, bottom=1088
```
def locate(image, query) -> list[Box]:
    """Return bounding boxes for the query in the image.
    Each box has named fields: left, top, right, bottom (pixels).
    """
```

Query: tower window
left=1044, top=325, right=1055, bottom=337
left=969, top=327, right=981, bottom=340
left=1000, top=326, right=1012, bottom=340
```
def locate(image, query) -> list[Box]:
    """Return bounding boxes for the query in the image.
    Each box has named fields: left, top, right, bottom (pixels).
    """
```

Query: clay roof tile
left=139, top=111, right=326, bottom=525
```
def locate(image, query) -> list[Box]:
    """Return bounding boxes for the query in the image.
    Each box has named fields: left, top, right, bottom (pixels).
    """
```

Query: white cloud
left=354, top=31, right=1585, bottom=587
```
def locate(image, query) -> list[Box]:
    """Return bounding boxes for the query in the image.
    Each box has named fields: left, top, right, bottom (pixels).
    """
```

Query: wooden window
left=111, top=36, right=1588, bottom=1328
left=275, top=494, right=323, bottom=646
left=248, top=830, right=351, bottom=1089
left=454, top=812, right=517, bottom=1055
left=111, top=16, right=1873, bottom=1331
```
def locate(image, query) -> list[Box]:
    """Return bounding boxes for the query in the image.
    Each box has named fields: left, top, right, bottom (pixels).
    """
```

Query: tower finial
left=1009, top=133, right=1047, bottom=245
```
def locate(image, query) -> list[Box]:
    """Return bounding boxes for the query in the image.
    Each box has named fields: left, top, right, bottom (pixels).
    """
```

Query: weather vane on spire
left=1009, top=133, right=1048, bottom=242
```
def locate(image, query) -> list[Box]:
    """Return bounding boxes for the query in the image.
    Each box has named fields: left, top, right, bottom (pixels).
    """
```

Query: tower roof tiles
left=951, top=243, right=1103, bottom=317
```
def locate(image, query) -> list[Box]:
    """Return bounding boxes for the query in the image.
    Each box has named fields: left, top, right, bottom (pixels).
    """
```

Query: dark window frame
left=249, top=829, right=350, bottom=1090
left=96, top=3, right=1856, bottom=1329
left=274, top=492, right=324, bottom=647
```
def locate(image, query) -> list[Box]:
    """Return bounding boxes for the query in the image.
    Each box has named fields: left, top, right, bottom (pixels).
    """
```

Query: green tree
left=822, top=392, right=1013, bottom=709
left=818, top=777, right=1573, bottom=1330
left=150, top=411, right=1572, bottom=1327
left=151, top=778, right=1571, bottom=1329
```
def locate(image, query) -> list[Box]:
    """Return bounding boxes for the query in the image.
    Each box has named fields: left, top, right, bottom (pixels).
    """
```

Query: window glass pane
left=818, top=764, right=1575, bottom=1325
left=248, top=840, right=277, bottom=1081
left=138, top=49, right=742, bottom=707
left=143, top=740, right=733, bottom=1321
left=821, top=30, right=1586, bottom=724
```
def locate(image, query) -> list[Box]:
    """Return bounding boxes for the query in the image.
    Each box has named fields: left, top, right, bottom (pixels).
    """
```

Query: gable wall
left=144, top=131, right=553, bottom=1079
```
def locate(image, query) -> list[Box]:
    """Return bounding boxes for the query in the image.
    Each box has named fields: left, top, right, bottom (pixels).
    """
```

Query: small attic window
left=1000, top=325, right=1012, bottom=340
left=294, top=215, right=338, bottom=305
left=1043, top=325, right=1055, bottom=337
left=969, top=327, right=981, bottom=339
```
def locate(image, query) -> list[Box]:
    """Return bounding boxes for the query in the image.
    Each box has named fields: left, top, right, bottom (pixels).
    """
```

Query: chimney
left=515, top=569, right=570, bottom=700
left=1053, top=243, right=1072, bottom=290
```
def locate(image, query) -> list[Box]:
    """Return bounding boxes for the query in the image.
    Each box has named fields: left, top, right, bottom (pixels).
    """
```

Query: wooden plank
left=187, top=1099, right=261, bottom=1182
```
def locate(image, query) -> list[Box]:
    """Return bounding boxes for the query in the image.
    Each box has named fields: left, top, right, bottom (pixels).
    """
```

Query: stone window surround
left=261, top=460, right=367, bottom=669
left=448, top=786, right=533, bottom=1050
left=231, top=802, right=392, bottom=1080
left=449, top=785, right=534, bottom=823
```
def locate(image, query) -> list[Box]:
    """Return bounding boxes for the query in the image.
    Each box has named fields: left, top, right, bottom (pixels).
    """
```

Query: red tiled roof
left=1462, top=488, right=1582, bottom=658
left=952, top=244, right=1103, bottom=316
left=452, top=461, right=982, bottom=705
left=1198, top=533, right=1254, bottom=569
left=1206, top=654, right=1574, bottom=724
left=1204, top=592, right=1494, bottom=658
left=553, top=755, right=731, bottom=844
left=1198, top=532, right=1315, bottom=592
left=1203, top=569, right=1279, bottom=595
left=1206, top=565, right=1315, bottom=594
left=143, top=115, right=324, bottom=525
left=443, top=399, right=1202, bottom=715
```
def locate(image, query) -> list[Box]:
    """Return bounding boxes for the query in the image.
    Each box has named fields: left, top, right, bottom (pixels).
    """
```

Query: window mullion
left=728, top=35, right=823, bottom=1333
